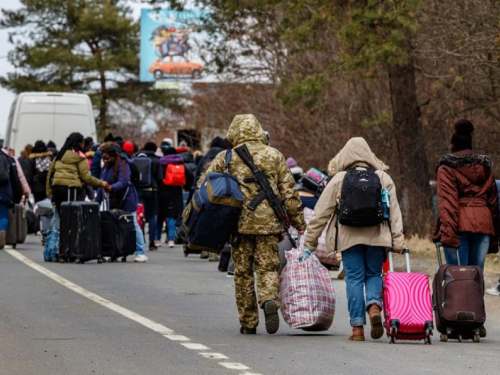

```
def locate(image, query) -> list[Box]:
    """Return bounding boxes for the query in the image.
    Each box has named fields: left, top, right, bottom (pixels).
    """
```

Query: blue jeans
left=444, top=232, right=490, bottom=270
left=138, top=190, right=157, bottom=245
left=342, top=245, right=385, bottom=327
left=133, top=211, right=146, bottom=256
left=0, top=203, right=9, bottom=231
left=155, top=216, right=177, bottom=241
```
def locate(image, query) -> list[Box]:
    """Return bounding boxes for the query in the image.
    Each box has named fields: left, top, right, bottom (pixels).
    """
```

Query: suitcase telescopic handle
left=387, top=248, right=410, bottom=273
left=435, top=242, right=460, bottom=267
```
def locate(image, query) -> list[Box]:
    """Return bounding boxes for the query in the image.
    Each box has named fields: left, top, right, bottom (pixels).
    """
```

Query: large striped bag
left=279, top=249, right=335, bottom=331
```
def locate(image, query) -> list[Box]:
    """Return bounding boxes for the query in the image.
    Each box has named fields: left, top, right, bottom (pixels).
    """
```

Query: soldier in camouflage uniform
left=202, top=114, right=306, bottom=334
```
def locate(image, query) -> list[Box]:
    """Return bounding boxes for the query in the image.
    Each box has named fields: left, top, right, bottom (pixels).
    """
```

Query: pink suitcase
left=382, top=249, right=434, bottom=344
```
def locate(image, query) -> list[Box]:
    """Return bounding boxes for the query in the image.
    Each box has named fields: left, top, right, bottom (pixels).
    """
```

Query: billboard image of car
left=140, top=9, right=206, bottom=83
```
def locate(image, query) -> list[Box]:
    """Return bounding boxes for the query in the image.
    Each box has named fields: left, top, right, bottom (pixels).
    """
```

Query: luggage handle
left=435, top=242, right=460, bottom=266
left=67, top=187, right=77, bottom=202
left=387, top=248, right=410, bottom=273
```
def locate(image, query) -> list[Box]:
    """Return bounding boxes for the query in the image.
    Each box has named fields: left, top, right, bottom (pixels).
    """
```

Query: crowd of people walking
left=0, top=115, right=499, bottom=339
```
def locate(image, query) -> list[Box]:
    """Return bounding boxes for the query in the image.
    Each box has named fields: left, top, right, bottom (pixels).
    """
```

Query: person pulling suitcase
left=96, top=147, right=147, bottom=263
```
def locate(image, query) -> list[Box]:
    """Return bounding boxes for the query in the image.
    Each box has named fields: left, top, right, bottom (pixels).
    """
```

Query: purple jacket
left=96, top=160, right=138, bottom=213
left=159, top=154, right=184, bottom=166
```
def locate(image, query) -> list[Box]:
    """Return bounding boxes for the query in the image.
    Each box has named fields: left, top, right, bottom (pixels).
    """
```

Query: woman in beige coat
left=303, top=137, right=405, bottom=341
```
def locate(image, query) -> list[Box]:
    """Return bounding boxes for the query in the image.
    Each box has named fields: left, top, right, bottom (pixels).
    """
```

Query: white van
left=4, top=92, right=97, bottom=156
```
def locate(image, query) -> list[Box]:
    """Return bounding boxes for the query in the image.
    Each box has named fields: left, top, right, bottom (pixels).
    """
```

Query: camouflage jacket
left=201, top=114, right=306, bottom=235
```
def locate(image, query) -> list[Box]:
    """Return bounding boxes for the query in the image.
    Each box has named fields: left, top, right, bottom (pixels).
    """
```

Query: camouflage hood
left=227, top=114, right=268, bottom=147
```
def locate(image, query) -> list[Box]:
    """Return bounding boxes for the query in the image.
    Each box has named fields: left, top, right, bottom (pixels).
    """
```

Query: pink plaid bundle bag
left=279, top=249, right=335, bottom=331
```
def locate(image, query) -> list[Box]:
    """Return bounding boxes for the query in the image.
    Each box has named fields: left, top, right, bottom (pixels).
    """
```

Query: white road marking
left=164, top=334, right=190, bottom=341
left=182, top=343, right=209, bottom=350
left=6, top=250, right=262, bottom=375
left=221, top=363, right=250, bottom=371
left=200, top=352, right=229, bottom=360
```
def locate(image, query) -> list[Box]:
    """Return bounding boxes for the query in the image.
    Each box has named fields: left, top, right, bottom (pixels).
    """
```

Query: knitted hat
left=162, top=138, right=173, bottom=146
left=287, top=157, right=298, bottom=169
left=451, top=120, right=474, bottom=152
left=122, top=141, right=134, bottom=153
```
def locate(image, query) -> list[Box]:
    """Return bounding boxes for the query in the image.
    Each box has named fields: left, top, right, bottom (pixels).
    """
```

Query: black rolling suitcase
left=6, top=204, right=28, bottom=248
left=59, top=201, right=102, bottom=264
left=101, top=209, right=136, bottom=262
left=433, top=243, right=485, bottom=343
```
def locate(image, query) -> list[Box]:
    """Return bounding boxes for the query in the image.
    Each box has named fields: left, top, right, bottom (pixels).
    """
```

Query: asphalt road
left=0, top=235, right=499, bottom=375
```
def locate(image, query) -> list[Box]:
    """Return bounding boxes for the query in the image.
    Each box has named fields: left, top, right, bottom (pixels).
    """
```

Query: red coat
left=433, top=150, right=499, bottom=253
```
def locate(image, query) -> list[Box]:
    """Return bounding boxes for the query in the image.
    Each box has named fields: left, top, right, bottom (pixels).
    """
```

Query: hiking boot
left=485, top=283, right=500, bottom=296
left=0, top=231, right=6, bottom=250
left=480, top=326, right=487, bottom=338
left=240, top=326, right=256, bottom=334
left=348, top=326, right=365, bottom=341
left=368, top=304, right=384, bottom=340
left=200, top=251, right=209, bottom=259
left=149, top=242, right=158, bottom=251
left=263, top=300, right=279, bottom=334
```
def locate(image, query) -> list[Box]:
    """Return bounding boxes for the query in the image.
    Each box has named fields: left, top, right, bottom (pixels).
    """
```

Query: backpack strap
left=224, top=150, right=232, bottom=173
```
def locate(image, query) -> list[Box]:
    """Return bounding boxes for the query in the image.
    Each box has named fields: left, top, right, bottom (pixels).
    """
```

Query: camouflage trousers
left=232, top=234, right=280, bottom=329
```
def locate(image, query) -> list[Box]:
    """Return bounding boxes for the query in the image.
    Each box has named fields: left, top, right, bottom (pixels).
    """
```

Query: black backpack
left=337, top=168, right=384, bottom=227
left=128, top=161, right=141, bottom=188
left=0, top=153, right=10, bottom=185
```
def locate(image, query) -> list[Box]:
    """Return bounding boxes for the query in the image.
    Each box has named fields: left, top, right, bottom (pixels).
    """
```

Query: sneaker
left=200, top=251, right=209, bottom=259
left=485, top=283, right=500, bottom=296
left=134, top=255, right=148, bottom=263
left=240, top=326, right=257, bottom=334
left=168, top=240, right=175, bottom=248
left=154, top=240, right=162, bottom=248
left=149, top=242, right=158, bottom=251
left=0, top=231, right=6, bottom=250
left=263, top=300, right=279, bottom=334
left=208, top=253, right=220, bottom=262
left=227, top=271, right=234, bottom=278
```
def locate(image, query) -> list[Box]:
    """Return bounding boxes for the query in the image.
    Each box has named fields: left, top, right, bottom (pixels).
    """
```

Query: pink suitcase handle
left=387, top=248, right=410, bottom=273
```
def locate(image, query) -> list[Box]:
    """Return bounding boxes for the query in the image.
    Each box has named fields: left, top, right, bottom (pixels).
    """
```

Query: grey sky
left=0, top=1, right=145, bottom=138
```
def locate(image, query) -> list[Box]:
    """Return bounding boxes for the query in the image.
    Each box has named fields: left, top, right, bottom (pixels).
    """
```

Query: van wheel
left=154, top=70, right=163, bottom=80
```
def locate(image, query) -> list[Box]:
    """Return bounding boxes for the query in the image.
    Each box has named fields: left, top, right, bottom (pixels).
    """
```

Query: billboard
left=140, top=9, right=206, bottom=84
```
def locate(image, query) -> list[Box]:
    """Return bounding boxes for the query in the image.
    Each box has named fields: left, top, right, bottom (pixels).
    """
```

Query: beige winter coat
left=304, top=137, right=405, bottom=253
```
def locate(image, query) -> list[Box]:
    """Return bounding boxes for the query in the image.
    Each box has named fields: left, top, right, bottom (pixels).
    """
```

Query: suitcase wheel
left=121, top=257, right=127, bottom=263
left=440, top=334, right=448, bottom=342
left=473, top=334, right=480, bottom=343
left=75, top=259, right=83, bottom=264
left=389, top=336, right=396, bottom=344
left=97, top=258, right=103, bottom=264
left=424, top=336, right=432, bottom=345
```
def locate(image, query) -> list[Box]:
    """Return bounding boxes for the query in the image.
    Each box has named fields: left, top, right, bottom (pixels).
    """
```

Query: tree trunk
left=98, top=72, right=108, bottom=137
left=388, top=42, right=433, bottom=236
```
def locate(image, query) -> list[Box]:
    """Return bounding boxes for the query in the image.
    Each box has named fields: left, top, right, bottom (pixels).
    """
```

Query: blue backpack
left=182, top=150, right=243, bottom=253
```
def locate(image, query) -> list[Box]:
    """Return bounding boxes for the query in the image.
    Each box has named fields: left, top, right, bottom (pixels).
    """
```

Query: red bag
left=136, top=203, right=145, bottom=229
left=163, top=164, right=186, bottom=186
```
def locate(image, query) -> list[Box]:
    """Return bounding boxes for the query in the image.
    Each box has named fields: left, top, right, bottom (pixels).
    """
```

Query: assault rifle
left=235, top=144, right=297, bottom=249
